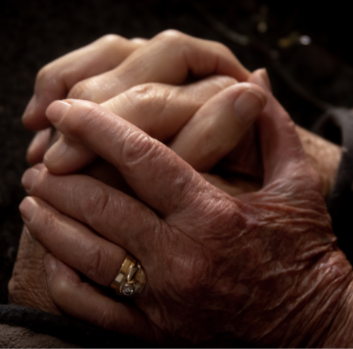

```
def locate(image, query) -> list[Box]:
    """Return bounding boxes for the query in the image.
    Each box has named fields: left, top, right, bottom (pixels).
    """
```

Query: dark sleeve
left=0, top=304, right=150, bottom=348
left=313, top=107, right=353, bottom=264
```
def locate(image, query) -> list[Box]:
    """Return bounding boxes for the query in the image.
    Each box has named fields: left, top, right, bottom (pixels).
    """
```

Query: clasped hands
left=9, top=31, right=352, bottom=347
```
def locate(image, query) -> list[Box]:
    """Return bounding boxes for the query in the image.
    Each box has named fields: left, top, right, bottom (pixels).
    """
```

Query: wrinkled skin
left=8, top=227, right=59, bottom=313
left=17, top=93, right=353, bottom=347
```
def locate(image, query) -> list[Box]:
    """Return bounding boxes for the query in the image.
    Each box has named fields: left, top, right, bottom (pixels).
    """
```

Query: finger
left=19, top=196, right=126, bottom=286
left=44, top=134, right=97, bottom=174
left=101, top=76, right=237, bottom=141
left=217, top=67, right=270, bottom=178
left=44, top=254, right=152, bottom=341
left=248, top=68, right=272, bottom=92
left=22, top=35, right=144, bottom=130
left=45, top=99, right=210, bottom=217
left=250, top=70, right=319, bottom=189
left=66, top=30, right=250, bottom=103
left=169, top=83, right=266, bottom=172
left=44, top=76, right=237, bottom=174
left=26, top=128, right=51, bottom=164
left=21, top=164, right=162, bottom=257
left=131, top=37, right=148, bottom=44
left=8, top=226, right=60, bottom=314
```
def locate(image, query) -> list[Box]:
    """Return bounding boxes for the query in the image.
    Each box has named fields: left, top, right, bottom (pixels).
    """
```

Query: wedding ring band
left=110, top=253, right=147, bottom=297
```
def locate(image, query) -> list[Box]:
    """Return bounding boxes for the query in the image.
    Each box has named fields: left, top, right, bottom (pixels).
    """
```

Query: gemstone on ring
left=121, top=283, right=135, bottom=296
left=110, top=253, right=147, bottom=297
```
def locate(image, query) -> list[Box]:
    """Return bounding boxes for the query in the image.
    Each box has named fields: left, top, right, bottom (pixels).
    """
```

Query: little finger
left=44, top=254, right=152, bottom=341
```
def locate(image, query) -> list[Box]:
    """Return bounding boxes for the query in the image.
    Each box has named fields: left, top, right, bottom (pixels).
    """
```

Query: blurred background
left=1, top=0, right=353, bottom=304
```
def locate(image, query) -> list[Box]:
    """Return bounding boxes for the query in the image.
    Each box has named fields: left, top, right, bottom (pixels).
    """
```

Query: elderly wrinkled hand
left=18, top=91, right=353, bottom=346
left=9, top=76, right=267, bottom=315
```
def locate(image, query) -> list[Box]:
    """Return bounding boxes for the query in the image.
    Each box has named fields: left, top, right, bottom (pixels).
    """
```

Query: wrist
left=296, top=126, right=342, bottom=198
left=319, top=277, right=353, bottom=347
left=267, top=250, right=352, bottom=347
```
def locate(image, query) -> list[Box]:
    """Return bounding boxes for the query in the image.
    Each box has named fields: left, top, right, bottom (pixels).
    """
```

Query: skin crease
left=16, top=97, right=353, bottom=347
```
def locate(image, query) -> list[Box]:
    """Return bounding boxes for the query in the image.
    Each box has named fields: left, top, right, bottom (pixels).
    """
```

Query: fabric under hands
left=0, top=323, right=76, bottom=348
left=0, top=304, right=150, bottom=348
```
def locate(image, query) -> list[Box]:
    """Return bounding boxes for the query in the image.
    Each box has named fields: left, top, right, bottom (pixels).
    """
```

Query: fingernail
left=28, top=132, right=43, bottom=152
left=22, top=167, right=39, bottom=191
left=44, top=139, right=69, bottom=164
left=22, top=95, right=36, bottom=122
left=46, top=100, right=71, bottom=123
left=44, top=254, right=58, bottom=275
left=19, top=197, right=37, bottom=223
left=260, top=68, right=272, bottom=92
left=234, top=89, right=266, bottom=124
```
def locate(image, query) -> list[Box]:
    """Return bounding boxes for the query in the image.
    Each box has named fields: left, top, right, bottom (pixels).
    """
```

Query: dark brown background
left=1, top=0, right=353, bottom=304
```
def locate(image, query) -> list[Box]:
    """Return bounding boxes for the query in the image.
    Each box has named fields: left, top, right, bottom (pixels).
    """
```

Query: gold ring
left=110, top=253, right=147, bottom=297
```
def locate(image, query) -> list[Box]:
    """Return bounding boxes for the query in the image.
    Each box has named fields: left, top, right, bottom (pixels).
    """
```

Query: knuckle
left=35, top=64, right=59, bottom=93
left=67, top=80, right=93, bottom=100
left=120, top=131, right=160, bottom=173
left=84, top=244, right=110, bottom=282
left=126, top=83, right=159, bottom=106
left=209, top=75, right=238, bottom=89
left=98, top=33, right=124, bottom=46
left=39, top=207, right=59, bottom=235
left=123, top=83, right=168, bottom=116
left=130, top=37, right=148, bottom=45
left=155, top=29, right=186, bottom=45
left=80, top=185, right=111, bottom=222
left=36, top=66, right=50, bottom=83
left=212, top=41, right=232, bottom=56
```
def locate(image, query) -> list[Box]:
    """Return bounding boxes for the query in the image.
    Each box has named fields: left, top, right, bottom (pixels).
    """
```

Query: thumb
left=250, top=69, right=314, bottom=189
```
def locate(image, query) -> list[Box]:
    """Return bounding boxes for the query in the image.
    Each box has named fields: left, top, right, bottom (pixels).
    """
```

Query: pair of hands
left=10, top=31, right=350, bottom=346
